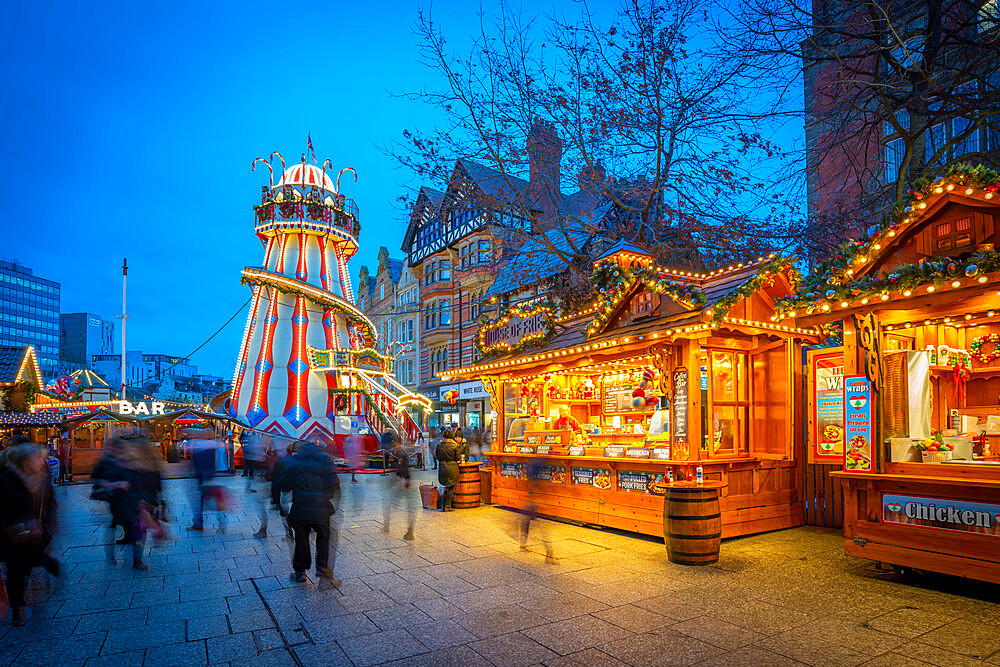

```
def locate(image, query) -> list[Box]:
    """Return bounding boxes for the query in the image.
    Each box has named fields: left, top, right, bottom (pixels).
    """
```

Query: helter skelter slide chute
left=228, top=148, right=429, bottom=443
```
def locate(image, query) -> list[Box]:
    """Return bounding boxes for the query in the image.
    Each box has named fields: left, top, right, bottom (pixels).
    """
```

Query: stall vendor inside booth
left=790, top=167, right=1000, bottom=584
left=442, top=242, right=821, bottom=540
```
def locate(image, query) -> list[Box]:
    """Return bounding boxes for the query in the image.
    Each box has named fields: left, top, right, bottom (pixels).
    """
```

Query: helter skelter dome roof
left=276, top=163, right=337, bottom=192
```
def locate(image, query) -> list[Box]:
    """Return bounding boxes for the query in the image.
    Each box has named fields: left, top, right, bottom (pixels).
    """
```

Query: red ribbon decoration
left=953, top=362, right=969, bottom=404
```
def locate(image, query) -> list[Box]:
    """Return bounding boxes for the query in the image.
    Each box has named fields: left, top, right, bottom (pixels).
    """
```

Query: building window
left=460, top=244, right=471, bottom=269
left=439, top=260, right=451, bottom=282
left=980, top=0, right=999, bottom=32
left=933, top=217, right=974, bottom=256
left=635, top=292, right=653, bottom=315
left=884, top=110, right=909, bottom=184
left=440, top=300, right=452, bottom=327
left=407, top=319, right=414, bottom=342
left=886, top=35, right=924, bottom=71
left=478, top=240, right=491, bottom=264
left=470, top=295, right=481, bottom=320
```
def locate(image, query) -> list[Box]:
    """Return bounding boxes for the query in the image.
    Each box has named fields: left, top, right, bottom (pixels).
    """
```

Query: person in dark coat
left=0, top=443, right=59, bottom=626
left=276, top=441, right=341, bottom=584
left=188, top=429, right=220, bottom=532
left=380, top=429, right=400, bottom=470
left=91, top=437, right=135, bottom=563
left=436, top=429, right=461, bottom=511
left=92, top=433, right=161, bottom=570
left=454, top=428, right=469, bottom=460
left=382, top=431, right=415, bottom=540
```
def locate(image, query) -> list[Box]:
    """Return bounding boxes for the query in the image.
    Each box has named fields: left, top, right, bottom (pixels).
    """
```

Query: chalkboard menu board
left=519, top=446, right=535, bottom=454
left=625, top=447, right=651, bottom=459
left=543, top=434, right=561, bottom=444
left=525, top=434, right=541, bottom=445
left=568, top=445, right=586, bottom=456
left=535, top=445, right=552, bottom=455
left=602, top=382, right=645, bottom=414
left=651, top=446, right=671, bottom=460
left=502, top=444, right=518, bottom=453
left=673, top=369, right=688, bottom=444
left=603, top=445, right=626, bottom=458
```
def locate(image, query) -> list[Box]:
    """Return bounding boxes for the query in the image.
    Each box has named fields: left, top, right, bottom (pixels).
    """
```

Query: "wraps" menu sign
left=843, top=375, right=873, bottom=473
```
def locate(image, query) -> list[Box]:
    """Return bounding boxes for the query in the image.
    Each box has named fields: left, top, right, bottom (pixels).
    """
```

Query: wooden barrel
left=664, top=485, right=722, bottom=565
left=454, top=463, right=483, bottom=509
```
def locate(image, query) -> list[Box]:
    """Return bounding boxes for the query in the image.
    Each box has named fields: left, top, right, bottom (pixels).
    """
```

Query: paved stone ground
left=2, top=469, right=999, bottom=666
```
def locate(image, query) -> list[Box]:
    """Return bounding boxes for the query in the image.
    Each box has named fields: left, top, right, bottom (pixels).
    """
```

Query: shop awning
left=61, top=409, right=141, bottom=427
left=144, top=409, right=238, bottom=424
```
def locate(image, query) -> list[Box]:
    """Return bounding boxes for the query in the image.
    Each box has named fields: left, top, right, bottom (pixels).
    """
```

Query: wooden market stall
left=791, top=168, right=1000, bottom=584
left=442, top=242, right=820, bottom=541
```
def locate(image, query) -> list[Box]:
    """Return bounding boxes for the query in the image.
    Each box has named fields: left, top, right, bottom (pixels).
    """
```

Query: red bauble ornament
left=645, top=395, right=659, bottom=408
left=632, top=388, right=646, bottom=398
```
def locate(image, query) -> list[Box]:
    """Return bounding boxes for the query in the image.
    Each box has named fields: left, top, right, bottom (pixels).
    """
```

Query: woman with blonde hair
left=0, top=443, right=59, bottom=626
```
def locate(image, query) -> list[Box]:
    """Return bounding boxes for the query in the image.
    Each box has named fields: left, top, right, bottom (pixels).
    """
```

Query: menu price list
left=618, top=470, right=668, bottom=496
left=571, top=467, right=612, bottom=489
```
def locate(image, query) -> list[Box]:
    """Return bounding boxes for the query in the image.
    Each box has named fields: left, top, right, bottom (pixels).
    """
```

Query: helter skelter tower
left=229, top=150, right=427, bottom=441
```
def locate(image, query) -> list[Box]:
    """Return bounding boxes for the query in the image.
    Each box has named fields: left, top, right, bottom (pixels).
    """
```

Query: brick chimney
left=526, top=119, right=563, bottom=224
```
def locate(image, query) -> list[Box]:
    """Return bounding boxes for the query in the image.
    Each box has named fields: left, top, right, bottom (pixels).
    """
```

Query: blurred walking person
left=92, top=432, right=161, bottom=570
left=269, top=441, right=298, bottom=541
left=518, top=458, right=557, bottom=564
left=344, top=433, right=364, bottom=484
left=188, top=429, right=224, bottom=533
left=381, top=430, right=415, bottom=540
left=436, top=428, right=460, bottom=511
left=276, top=440, right=341, bottom=584
left=414, top=431, right=426, bottom=469
left=0, top=443, right=59, bottom=626
left=468, top=427, right=483, bottom=462
left=427, top=427, right=440, bottom=470
left=242, top=431, right=267, bottom=491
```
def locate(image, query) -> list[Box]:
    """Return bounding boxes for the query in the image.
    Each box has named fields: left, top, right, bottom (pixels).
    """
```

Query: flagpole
left=119, top=258, right=128, bottom=398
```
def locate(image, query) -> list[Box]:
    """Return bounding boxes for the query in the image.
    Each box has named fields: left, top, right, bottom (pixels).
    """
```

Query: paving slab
left=3, top=474, right=998, bottom=667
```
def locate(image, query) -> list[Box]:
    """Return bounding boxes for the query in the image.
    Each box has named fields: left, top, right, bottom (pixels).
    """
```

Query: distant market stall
left=792, top=166, right=1000, bottom=584
left=442, top=242, right=820, bottom=546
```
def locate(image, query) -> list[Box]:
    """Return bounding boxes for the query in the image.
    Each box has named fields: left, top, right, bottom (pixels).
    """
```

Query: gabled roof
left=0, top=346, right=42, bottom=387
left=456, top=159, right=531, bottom=203
left=594, top=240, right=651, bottom=263
left=71, top=369, right=109, bottom=388
left=486, top=224, right=596, bottom=298
left=401, top=187, right=446, bottom=252
left=587, top=258, right=795, bottom=338
left=387, top=258, right=403, bottom=284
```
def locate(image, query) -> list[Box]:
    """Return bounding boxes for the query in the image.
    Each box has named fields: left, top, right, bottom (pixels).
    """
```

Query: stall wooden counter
left=790, top=171, right=1000, bottom=584
left=487, top=450, right=796, bottom=538
left=831, top=463, right=1000, bottom=584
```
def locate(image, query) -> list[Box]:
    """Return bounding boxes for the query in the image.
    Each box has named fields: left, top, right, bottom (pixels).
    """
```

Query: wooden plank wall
left=803, top=463, right=844, bottom=528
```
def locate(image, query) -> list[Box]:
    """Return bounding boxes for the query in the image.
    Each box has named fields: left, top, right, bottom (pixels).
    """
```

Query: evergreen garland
left=782, top=163, right=1000, bottom=316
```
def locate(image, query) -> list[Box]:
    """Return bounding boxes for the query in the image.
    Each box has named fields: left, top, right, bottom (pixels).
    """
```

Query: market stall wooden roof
left=0, top=346, right=42, bottom=388
left=0, top=412, right=65, bottom=426
left=787, top=168, right=1000, bottom=328
left=444, top=251, right=818, bottom=382
left=61, top=409, right=141, bottom=426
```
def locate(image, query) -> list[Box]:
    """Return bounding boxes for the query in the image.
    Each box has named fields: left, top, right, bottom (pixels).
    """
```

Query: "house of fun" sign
left=477, top=304, right=553, bottom=356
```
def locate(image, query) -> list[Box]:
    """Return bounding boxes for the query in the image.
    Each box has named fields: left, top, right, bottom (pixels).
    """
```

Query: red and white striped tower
left=229, top=152, right=376, bottom=440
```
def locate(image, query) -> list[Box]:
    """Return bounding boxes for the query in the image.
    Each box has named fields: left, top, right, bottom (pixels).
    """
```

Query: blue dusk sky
left=0, top=0, right=592, bottom=379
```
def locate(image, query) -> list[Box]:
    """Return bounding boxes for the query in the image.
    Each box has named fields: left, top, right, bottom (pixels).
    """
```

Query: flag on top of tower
left=307, top=132, right=317, bottom=164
